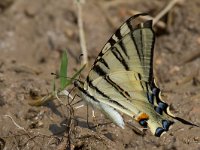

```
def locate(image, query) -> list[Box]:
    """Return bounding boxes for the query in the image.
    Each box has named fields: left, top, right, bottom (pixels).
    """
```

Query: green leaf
left=60, top=51, right=68, bottom=90
left=65, top=64, right=86, bottom=87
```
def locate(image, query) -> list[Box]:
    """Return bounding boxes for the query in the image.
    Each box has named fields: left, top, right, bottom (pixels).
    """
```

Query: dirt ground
left=0, top=0, right=200, bottom=149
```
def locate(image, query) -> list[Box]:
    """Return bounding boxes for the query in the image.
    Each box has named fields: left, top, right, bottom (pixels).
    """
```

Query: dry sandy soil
left=0, top=0, right=200, bottom=149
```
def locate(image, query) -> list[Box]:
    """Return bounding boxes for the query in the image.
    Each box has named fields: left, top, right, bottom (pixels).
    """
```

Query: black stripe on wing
left=75, top=80, right=130, bottom=112
left=127, top=18, right=155, bottom=82
left=111, top=47, right=129, bottom=70
left=126, top=18, right=142, bottom=62
left=105, top=76, right=131, bottom=99
left=138, top=73, right=145, bottom=90
left=92, top=64, right=131, bottom=100
left=94, top=13, right=149, bottom=66
left=92, top=65, right=107, bottom=76
left=88, top=78, right=110, bottom=99
left=87, top=77, right=128, bottom=110
left=115, top=29, right=129, bottom=58
left=74, top=81, right=100, bottom=103
left=99, top=57, right=110, bottom=69
left=93, top=18, right=154, bottom=84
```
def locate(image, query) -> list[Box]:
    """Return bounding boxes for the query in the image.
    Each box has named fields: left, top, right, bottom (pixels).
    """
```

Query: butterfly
left=74, top=13, right=198, bottom=137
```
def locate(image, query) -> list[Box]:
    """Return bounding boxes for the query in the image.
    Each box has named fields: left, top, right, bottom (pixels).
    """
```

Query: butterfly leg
left=74, top=104, right=85, bottom=109
left=91, top=108, right=100, bottom=128
left=92, top=109, right=96, bottom=118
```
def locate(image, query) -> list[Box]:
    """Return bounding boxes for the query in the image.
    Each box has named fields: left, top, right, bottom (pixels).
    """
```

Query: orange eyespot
left=136, top=113, right=149, bottom=122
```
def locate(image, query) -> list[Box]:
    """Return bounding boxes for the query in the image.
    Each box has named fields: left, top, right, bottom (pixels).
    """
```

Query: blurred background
left=0, top=0, right=200, bottom=149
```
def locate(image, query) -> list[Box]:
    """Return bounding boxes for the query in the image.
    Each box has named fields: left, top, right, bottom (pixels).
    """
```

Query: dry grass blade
left=28, top=93, right=55, bottom=106
left=4, top=115, right=27, bottom=132
left=103, top=0, right=141, bottom=8
left=127, top=10, right=166, bottom=28
left=153, top=0, right=182, bottom=26
left=180, top=50, right=200, bottom=65
left=75, top=0, right=88, bottom=65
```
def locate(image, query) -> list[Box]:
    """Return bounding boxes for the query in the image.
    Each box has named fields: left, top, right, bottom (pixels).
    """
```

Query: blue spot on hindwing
left=158, top=102, right=168, bottom=110
left=155, top=102, right=169, bottom=115
left=162, top=120, right=174, bottom=131
left=152, top=87, right=159, bottom=96
left=147, top=93, right=154, bottom=104
left=155, top=107, right=162, bottom=115
left=155, top=127, right=165, bottom=137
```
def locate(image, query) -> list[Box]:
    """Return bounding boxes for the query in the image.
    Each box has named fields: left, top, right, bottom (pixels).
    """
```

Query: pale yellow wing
left=75, top=14, right=198, bottom=137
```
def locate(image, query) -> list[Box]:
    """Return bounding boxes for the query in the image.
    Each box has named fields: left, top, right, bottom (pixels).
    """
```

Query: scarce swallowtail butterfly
left=74, top=13, right=199, bottom=137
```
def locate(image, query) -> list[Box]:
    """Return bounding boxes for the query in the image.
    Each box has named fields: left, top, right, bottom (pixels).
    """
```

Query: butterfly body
left=74, top=14, right=198, bottom=137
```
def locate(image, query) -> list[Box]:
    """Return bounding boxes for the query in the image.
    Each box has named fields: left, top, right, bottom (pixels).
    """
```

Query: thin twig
left=55, top=89, right=76, bottom=105
left=153, top=0, right=182, bottom=26
left=55, top=91, right=66, bottom=105
left=127, top=10, right=166, bottom=28
left=126, top=121, right=145, bottom=136
left=103, top=0, right=141, bottom=8
left=58, top=89, right=73, bottom=100
left=76, top=0, right=88, bottom=65
left=28, top=89, right=74, bottom=106
left=180, top=50, right=200, bottom=65
left=4, top=115, right=27, bottom=132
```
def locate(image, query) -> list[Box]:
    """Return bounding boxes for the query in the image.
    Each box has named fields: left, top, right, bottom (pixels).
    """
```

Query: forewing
left=87, top=14, right=155, bottom=85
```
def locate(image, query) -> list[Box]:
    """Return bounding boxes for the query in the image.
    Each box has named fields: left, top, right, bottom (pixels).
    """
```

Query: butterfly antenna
left=51, top=72, right=70, bottom=79
left=51, top=72, right=83, bottom=83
